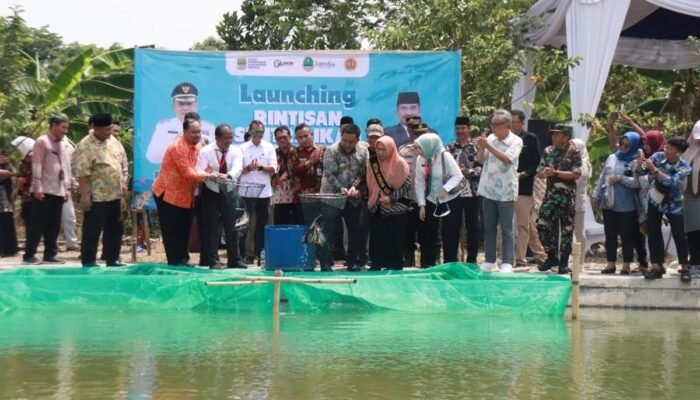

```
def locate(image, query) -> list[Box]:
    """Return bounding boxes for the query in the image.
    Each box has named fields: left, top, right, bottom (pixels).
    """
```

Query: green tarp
left=0, top=263, right=571, bottom=315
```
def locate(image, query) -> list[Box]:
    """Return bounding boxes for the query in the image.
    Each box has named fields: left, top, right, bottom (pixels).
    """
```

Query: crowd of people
left=1, top=107, right=699, bottom=282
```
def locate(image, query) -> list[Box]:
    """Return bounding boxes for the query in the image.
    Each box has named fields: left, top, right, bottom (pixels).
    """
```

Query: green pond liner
left=0, top=263, right=571, bottom=315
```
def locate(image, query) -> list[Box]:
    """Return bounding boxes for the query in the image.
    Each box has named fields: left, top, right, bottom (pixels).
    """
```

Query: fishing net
left=0, top=263, right=571, bottom=316
left=219, top=181, right=265, bottom=231
left=298, top=193, right=347, bottom=245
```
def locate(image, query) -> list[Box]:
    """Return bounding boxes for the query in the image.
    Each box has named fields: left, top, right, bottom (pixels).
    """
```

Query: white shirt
left=239, top=140, right=277, bottom=198
left=196, top=142, right=243, bottom=193
left=477, top=131, right=523, bottom=202
left=146, top=117, right=215, bottom=164
left=415, top=151, right=463, bottom=206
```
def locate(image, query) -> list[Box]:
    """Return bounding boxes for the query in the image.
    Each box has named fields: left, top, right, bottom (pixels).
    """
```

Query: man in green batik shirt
left=536, top=125, right=582, bottom=274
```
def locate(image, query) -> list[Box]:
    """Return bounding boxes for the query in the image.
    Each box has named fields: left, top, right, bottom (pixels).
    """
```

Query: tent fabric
left=646, top=0, right=700, bottom=16
left=514, top=0, right=700, bottom=143
left=566, top=0, right=632, bottom=142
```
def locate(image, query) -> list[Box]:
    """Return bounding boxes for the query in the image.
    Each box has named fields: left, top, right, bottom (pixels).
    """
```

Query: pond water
left=1, top=309, right=699, bottom=399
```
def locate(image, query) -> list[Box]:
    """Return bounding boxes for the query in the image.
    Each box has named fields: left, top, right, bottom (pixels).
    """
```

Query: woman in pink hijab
left=366, top=136, right=411, bottom=270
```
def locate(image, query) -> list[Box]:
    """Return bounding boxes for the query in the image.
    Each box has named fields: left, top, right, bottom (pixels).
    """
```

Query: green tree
left=191, top=36, right=228, bottom=51
left=366, top=0, right=539, bottom=121
left=216, top=0, right=366, bottom=50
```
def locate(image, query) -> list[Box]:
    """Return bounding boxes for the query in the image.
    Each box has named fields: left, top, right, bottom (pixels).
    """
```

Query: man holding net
left=317, top=123, right=369, bottom=271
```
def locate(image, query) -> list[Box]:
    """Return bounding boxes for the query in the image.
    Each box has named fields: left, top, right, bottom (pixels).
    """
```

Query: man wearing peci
left=384, top=92, right=435, bottom=149
left=146, top=82, right=215, bottom=164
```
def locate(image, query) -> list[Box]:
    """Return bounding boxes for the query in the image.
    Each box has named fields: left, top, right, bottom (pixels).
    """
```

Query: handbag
left=441, top=152, right=468, bottom=196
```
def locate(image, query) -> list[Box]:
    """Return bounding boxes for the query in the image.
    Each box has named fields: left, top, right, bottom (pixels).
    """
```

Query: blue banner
left=133, top=49, right=461, bottom=208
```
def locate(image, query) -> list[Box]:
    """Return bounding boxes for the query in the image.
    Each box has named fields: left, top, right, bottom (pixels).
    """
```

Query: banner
left=133, top=49, right=461, bottom=208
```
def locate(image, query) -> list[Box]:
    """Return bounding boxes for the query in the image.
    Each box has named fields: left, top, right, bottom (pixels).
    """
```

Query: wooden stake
left=273, top=269, right=283, bottom=315
left=204, top=280, right=270, bottom=286
left=571, top=241, right=581, bottom=320
left=131, top=211, right=137, bottom=263
left=143, top=210, right=151, bottom=256
left=240, top=276, right=357, bottom=284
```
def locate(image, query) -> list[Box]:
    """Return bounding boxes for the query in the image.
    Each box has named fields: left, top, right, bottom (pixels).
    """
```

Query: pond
left=2, top=309, right=699, bottom=399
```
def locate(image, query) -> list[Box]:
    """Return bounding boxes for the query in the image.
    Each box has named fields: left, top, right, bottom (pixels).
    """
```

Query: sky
left=0, top=0, right=242, bottom=49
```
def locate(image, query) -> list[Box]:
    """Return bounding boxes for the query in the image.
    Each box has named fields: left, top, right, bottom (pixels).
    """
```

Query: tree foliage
left=216, top=0, right=366, bottom=50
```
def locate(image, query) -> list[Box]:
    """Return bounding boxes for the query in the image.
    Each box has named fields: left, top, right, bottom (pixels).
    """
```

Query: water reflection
left=0, top=309, right=699, bottom=399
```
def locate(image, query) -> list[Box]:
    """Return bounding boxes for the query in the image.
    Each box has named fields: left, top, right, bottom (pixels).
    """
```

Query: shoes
left=228, top=260, right=248, bottom=269
left=643, top=267, right=664, bottom=280
left=136, top=245, right=146, bottom=253
left=347, top=265, right=361, bottom=272
left=209, top=263, right=226, bottom=269
left=480, top=262, right=496, bottom=272
left=515, top=261, right=527, bottom=268
left=320, top=265, right=333, bottom=271
left=82, top=262, right=99, bottom=268
left=691, top=265, right=700, bottom=279
left=679, top=268, right=692, bottom=283
left=558, top=253, right=571, bottom=274
left=601, top=265, right=616, bottom=274
left=107, top=261, right=128, bottom=267
left=65, top=246, right=80, bottom=252
left=22, top=256, right=41, bottom=265
left=499, top=263, right=513, bottom=273
left=43, top=257, right=65, bottom=264
left=538, top=253, right=559, bottom=272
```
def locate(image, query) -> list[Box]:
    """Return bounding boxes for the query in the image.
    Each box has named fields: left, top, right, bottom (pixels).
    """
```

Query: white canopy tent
left=512, top=0, right=700, bottom=142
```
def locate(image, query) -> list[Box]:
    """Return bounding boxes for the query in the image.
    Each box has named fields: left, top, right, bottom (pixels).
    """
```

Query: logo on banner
left=315, top=60, right=336, bottom=69
left=303, top=57, right=314, bottom=71
left=247, top=58, right=267, bottom=69
left=273, top=59, right=294, bottom=68
left=344, top=58, right=357, bottom=71
left=237, top=58, right=246, bottom=70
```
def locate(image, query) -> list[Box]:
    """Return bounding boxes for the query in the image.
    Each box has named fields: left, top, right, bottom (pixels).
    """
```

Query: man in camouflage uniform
left=536, top=125, right=582, bottom=274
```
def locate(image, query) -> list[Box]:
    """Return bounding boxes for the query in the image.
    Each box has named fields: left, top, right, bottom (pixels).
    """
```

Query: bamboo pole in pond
left=204, top=280, right=270, bottom=286
left=571, top=242, right=582, bottom=320
left=240, top=276, right=357, bottom=284
left=272, top=270, right=283, bottom=315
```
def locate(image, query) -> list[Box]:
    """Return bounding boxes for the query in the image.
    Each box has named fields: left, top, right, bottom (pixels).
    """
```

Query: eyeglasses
left=251, top=130, right=265, bottom=136
left=432, top=200, right=451, bottom=218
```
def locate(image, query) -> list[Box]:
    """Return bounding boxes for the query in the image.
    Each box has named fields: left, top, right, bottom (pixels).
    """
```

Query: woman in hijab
left=572, top=139, right=591, bottom=266
left=414, top=133, right=464, bottom=268
left=593, top=132, right=644, bottom=274
left=642, top=136, right=692, bottom=281
left=682, top=122, right=700, bottom=278
left=366, top=136, right=411, bottom=270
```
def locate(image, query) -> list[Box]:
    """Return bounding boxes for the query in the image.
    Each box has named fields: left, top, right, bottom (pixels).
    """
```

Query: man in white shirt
left=476, top=109, right=523, bottom=273
left=239, top=120, right=277, bottom=263
left=196, top=124, right=245, bottom=269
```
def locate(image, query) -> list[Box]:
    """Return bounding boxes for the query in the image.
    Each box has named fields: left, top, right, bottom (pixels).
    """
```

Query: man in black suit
left=384, top=92, right=427, bottom=149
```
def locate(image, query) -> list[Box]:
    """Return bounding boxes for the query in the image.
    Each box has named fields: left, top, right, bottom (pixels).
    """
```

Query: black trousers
left=602, top=209, right=638, bottom=263
left=154, top=193, right=193, bottom=266
left=200, top=187, right=243, bottom=267
left=419, top=198, right=458, bottom=268
left=369, top=209, right=407, bottom=270
left=318, top=202, right=368, bottom=269
left=647, top=204, right=689, bottom=265
left=442, top=196, right=480, bottom=263
left=687, top=230, right=700, bottom=265
left=20, top=201, right=32, bottom=238
left=24, top=194, right=63, bottom=259
left=273, top=203, right=304, bottom=225
left=404, top=207, right=422, bottom=267
left=0, top=212, right=19, bottom=255
left=633, top=226, right=649, bottom=265
left=81, top=200, right=123, bottom=264
left=243, top=197, right=270, bottom=258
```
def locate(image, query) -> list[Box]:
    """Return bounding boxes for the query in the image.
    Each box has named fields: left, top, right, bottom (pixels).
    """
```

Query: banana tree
left=14, top=46, right=142, bottom=139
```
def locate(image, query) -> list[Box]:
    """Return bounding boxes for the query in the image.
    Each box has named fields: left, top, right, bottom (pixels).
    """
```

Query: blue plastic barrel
left=264, top=225, right=316, bottom=271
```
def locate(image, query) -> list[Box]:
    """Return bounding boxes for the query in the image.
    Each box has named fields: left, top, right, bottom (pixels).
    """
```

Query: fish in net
left=299, top=193, right=347, bottom=246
